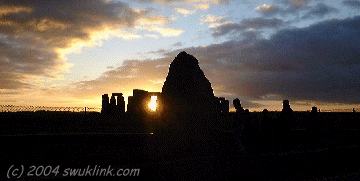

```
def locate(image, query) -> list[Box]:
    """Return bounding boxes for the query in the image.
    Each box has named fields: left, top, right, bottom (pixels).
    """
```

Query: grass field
left=1, top=112, right=359, bottom=180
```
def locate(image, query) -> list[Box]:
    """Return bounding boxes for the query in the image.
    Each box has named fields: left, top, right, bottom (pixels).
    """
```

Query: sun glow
left=149, top=96, right=157, bottom=111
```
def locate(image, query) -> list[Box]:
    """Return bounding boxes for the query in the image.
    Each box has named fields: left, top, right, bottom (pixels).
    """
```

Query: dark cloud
left=0, top=0, right=147, bottom=89
left=162, top=16, right=360, bottom=104
left=212, top=23, right=243, bottom=37
left=342, top=0, right=360, bottom=9
left=212, top=18, right=284, bottom=37
left=1, top=0, right=144, bottom=43
left=241, top=17, right=284, bottom=29
left=228, top=16, right=359, bottom=104
left=301, top=3, right=339, bottom=19
left=0, top=72, right=33, bottom=89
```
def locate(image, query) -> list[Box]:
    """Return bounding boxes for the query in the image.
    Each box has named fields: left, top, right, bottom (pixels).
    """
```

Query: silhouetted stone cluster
left=216, top=97, right=229, bottom=115
left=127, top=89, right=162, bottom=116
left=101, top=52, right=229, bottom=119
left=101, top=93, right=125, bottom=116
left=100, top=52, right=351, bottom=155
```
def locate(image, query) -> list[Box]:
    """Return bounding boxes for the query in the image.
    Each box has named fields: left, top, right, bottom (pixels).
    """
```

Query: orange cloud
left=0, top=5, right=33, bottom=16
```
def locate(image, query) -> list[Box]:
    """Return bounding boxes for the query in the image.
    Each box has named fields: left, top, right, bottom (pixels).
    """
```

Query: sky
left=1, top=0, right=359, bottom=112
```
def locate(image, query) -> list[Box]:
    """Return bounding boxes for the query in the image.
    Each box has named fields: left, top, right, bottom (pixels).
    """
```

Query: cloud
left=200, top=14, right=225, bottom=23
left=132, top=0, right=228, bottom=5
left=256, top=0, right=315, bottom=16
left=174, top=8, right=195, bottom=15
left=342, top=0, right=360, bottom=9
left=301, top=3, right=339, bottom=19
left=279, top=0, right=314, bottom=8
left=66, top=58, right=172, bottom=100
left=137, top=15, right=171, bottom=25
left=193, top=4, right=211, bottom=10
left=211, top=23, right=243, bottom=37
left=200, top=14, right=229, bottom=28
left=51, top=15, right=360, bottom=110
left=141, top=25, right=184, bottom=37
left=0, top=5, right=33, bottom=16
left=145, top=34, right=160, bottom=39
left=172, top=42, right=184, bottom=47
left=109, top=30, right=142, bottom=40
left=211, top=17, right=284, bottom=37
left=173, top=3, right=211, bottom=16
left=255, top=4, right=280, bottom=16
left=68, top=16, right=360, bottom=106
left=135, top=15, right=183, bottom=37
left=165, top=16, right=360, bottom=105
left=0, top=0, right=147, bottom=90
left=211, top=16, right=359, bottom=104
left=240, top=17, right=284, bottom=29
left=147, top=49, right=169, bottom=54
left=174, top=4, right=210, bottom=16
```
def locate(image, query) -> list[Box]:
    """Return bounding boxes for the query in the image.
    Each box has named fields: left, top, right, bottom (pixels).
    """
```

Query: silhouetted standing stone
left=309, top=106, right=319, bottom=131
left=113, top=93, right=125, bottom=115
left=281, top=100, right=293, bottom=123
left=162, top=51, right=217, bottom=115
left=233, top=98, right=246, bottom=154
left=242, top=109, right=260, bottom=155
left=233, top=98, right=244, bottom=113
left=262, top=109, right=272, bottom=151
left=160, top=51, right=219, bottom=153
left=279, top=100, right=293, bottom=151
left=262, top=109, right=269, bottom=130
left=109, top=95, right=116, bottom=115
left=311, top=106, right=318, bottom=114
left=282, top=100, right=292, bottom=113
left=102, top=94, right=109, bottom=115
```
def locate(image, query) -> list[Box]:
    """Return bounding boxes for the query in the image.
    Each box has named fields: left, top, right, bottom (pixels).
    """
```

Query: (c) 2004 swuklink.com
left=7, top=165, right=140, bottom=178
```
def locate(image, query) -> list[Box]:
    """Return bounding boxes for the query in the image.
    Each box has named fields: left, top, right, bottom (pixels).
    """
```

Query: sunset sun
left=149, top=96, right=157, bottom=111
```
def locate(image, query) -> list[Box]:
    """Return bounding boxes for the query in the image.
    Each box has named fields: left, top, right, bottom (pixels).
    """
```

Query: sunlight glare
left=149, top=96, right=157, bottom=111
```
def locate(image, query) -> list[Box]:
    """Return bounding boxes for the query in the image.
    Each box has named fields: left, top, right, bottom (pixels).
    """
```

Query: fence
left=0, top=105, right=101, bottom=113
